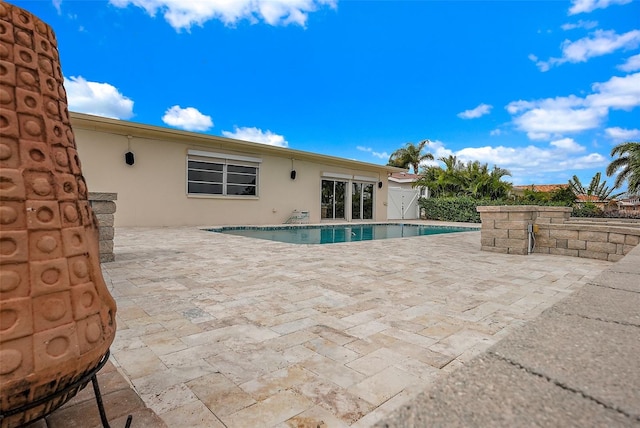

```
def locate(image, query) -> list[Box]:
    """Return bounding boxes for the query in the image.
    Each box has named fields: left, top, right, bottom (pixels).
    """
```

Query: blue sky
left=14, top=0, right=640, bottom=187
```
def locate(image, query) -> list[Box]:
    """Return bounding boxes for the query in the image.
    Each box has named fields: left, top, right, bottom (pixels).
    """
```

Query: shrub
left=518, top=188, right=574, bottom=206
left=419, top=197, right=490, bottom=223
left=420, top=196, right=639, bottom=221
left=419, top=196, right=577, bottom=223
left=603, top=210, right=640, bottom=219
left=572, top=203, right=603, bottom=218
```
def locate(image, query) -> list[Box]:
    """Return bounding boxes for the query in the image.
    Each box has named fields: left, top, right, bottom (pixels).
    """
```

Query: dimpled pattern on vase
left=0, top=3, right=117, bottom=426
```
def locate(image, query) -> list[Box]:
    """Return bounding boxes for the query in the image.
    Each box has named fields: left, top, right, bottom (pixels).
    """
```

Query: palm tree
left=414, top=156, right=511, bottom=200
left=460, top=161, right=486, bottom=197
left=568, top=175, right=587, bottom=196
left=569, top=172, right=623, bottom=200
left=437, top=155, right=466, bottom=196
left=460, top=162, right=512, bottom=200
left=414, top=155, right=461, bottom=197
left=606, top=141, right=640, bottom=195
left=387, top=140, right=434, bottom=174
left=486, top=166, right=513, bottom=200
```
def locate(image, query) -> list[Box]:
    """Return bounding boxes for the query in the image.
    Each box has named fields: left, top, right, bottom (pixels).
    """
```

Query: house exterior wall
left=388, top=181, right=415, bottom=191
left=72, top=114, right=395, bottom=227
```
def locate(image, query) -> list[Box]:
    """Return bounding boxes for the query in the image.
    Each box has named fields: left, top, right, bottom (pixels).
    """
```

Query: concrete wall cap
left=538, top=223, right=640, bottom=235
left=477, top=205, right=572, bottom=213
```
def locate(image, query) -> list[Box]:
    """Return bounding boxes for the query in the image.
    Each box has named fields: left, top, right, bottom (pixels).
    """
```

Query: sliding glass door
left=321, top=180, right=346, bottom=220
left=352, top=182, right=374, bottom=220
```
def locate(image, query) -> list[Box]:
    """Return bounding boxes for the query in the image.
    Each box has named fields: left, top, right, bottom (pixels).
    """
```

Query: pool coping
left=206, top=222, right=480, bottom=232
left=205, top=222, right=479, bottom=245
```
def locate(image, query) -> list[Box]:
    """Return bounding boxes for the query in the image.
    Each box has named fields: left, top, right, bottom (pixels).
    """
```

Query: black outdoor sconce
left=125, top=151, right=135, bottom=165
left=125, top=135, right=135, bottom=166
left=378, top=181, right=383, bottom=189
left=290, top=158, right=296, bottom=180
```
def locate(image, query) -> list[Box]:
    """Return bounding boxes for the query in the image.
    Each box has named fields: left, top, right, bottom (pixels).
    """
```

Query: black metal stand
left=0, top=350, right=132, bottom=428
left=90, top=358, right=133, bottom=428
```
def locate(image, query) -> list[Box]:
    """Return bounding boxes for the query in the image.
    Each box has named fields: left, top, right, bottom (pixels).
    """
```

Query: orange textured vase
left=0, top=3, right=117, bottom=427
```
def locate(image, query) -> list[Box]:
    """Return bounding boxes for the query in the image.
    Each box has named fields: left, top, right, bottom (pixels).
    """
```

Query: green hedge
left=419, top=197, right=487, bottom=223
left=418, top=197, right=570, bottom=223
left=419, top=197, right=636, bottom=222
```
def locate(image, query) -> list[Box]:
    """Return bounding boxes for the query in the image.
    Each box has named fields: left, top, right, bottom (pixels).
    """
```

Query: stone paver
left=101, top=223, right=611, bottom=426
left=376, top=243, right=640, bottom=427
left=30, top=360, right=166, bottom=428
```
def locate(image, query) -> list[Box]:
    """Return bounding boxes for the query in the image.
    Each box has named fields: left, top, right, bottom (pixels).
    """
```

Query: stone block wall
left=477, top=205, right=640, bottom=261
left=477, top=206, right=571, bottom=255
left=535, top=222, right=640, bottom=262
left=88, top=192, right=117, bottom=262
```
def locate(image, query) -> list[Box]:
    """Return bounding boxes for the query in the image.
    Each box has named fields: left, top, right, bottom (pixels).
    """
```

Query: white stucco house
left=71, top=112, right=404, bottom=227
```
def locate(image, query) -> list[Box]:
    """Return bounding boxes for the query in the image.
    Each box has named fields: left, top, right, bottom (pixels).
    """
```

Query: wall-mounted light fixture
left=125, top=135, right=135, bottom=166
left=377, top=173, right=382, bottom=189
left=290, top=158, right=296, bottom=180
left=125, top=151, right=135, bottom=165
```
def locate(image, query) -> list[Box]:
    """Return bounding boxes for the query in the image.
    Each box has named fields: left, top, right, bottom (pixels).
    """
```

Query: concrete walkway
left=88, top=223, right=614, bottom=427
left=377, top=242, right=640, bottom=427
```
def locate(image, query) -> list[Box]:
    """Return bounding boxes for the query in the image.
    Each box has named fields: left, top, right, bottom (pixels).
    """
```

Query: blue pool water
left=209, top=224, right=477, bottom=245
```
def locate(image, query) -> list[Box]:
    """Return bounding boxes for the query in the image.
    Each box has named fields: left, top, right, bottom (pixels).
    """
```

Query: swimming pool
left=209, top=223, right=477, bottom=244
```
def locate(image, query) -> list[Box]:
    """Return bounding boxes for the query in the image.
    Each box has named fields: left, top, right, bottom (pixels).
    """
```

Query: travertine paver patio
left=102, top=224, right=611, bottom=427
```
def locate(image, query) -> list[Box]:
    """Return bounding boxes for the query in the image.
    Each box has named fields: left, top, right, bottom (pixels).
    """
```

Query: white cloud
left=532, top=29, right=640, bottom=71
left=109, top=0, right=336, bottom=30
left=587, top=72, right=640, bottom=110
left=605, top=127, right=640, bottom=140
left=53, top=0, right=62, bottom=14
left=65, top=76, right=134, bottom=119
left=568, top=0, right=632, bottom=15
left=222, top=126, right=288, bottom=147
left=417, top=139, right=605, bottom=185
left=357, top=146, right=389, bottom=160
left=561, top=20, right=598, bottom=31
left=420, top=140, right=454, bottom=168
left=618, top=53, right=640, bottom=72
left=162, top=105, right=213, bottom=131
left=507, top=73, right=640, bottom=138
left=454, top=144, right=606, bottom=179
left=457, top=103, right=492, bottom=119
left=562, top=30, right=640, bottom=62
left=550, top=138, right=585, bottom=152
left=513, top=106, right=606, bottom=140
left=532, top=59, right=551, bottom=73
left=490, top=129, right=502, bottom=136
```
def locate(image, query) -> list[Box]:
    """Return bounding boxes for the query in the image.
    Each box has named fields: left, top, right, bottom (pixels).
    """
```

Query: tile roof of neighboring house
left=512, top=184, right=569, bottom=193
left=389, top=172, right=421, bottom=183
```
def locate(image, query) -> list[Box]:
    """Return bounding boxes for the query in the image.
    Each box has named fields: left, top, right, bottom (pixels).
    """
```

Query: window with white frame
left=187, top=150, right=260, bottom=197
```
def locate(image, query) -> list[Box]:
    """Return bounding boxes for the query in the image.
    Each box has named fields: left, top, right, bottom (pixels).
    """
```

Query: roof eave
left=69, top=112, right=405, bottom=174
